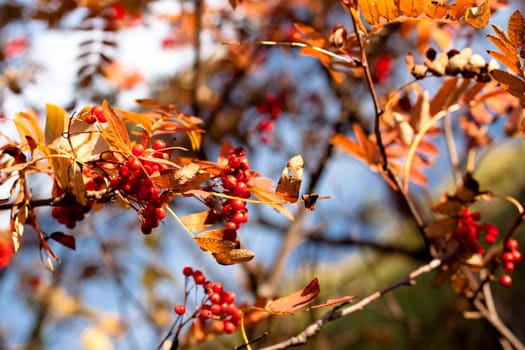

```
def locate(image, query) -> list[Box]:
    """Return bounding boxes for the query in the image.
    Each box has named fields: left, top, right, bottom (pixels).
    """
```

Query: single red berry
left=513, top=251, right=522, bottom=261
left=223, top=320, right=236, bottom=334
left=132, top=144, right=145, bottom=156
left=504, top=261, right=515, bottom=271
left=174, top=304, right=186, bottom=315
left=221, top=291, right=236, bottom=304
left=506, top=238, right=519, bottom=251
left=500, top=274, right=512, bottom=287
left=156, top=207, right=167, bottom=220
left=193, top=270, right=206, bottom=284
left=85, top=114, right=96, bottom=124
left=212, top=282, right=223, bottom=294
left=484, top=234, right=496, bottom=244
left=141, top=223, right=153, bottom=235
left=200, top=308, right=212, bottom=319
left=257, top=119, right=274, bottom=132
left=153, top=139, right=167, bottom=150
left=91, top=105, right=106, bottom=122
left=210, top=304, right=221, bottom=315
left=209, top=293, right=221, bottom=305
left=182, top=266, right=193, bottom=277
left=226, top=221, right=238, bottom=230
left=503, top=251, right=514, bottom=262
left=228, top=156, right=241, bottom=169
left=128, top=157, right=142, bottom=171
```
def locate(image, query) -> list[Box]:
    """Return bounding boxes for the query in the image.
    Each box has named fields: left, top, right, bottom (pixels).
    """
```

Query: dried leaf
left=249, top=176, right=294, bottom=221
left=508, top=10, right=525, bottom=48
left=276, top=155, right=303, bottom=203
left=194, top=228, right=236, bottom=254
left=213, top=249, right=255, bottom=265
left=376, top=0, right=398, bottom=20
left=180, top=210, right=218, bottom=232
left=49, top=231, right=76, bottom=250
left=302, top=193, right=319, bottom=211
left=308, top=295, right=356, bottom=309
left=266, top=278, right=320, bottom=315
left=425, top=217, right=457, bottom=238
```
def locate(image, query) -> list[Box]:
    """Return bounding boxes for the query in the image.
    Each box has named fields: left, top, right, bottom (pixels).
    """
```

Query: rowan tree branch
left=258, top=258, right=442, bottom=350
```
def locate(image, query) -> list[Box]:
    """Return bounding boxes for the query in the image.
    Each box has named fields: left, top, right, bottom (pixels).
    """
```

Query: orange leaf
left=180, top=210, right=218, bottom=232
left=399, top=0, right=424, bottom=17
left=194, top=228, right=237, bottom=254
left=101, top=101, right=131, bottom=154
left=266, top=278, right=320, bottom=315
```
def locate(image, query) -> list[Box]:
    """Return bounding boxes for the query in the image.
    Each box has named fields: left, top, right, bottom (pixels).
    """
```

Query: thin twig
left=258, top=259, right=442, bottom=350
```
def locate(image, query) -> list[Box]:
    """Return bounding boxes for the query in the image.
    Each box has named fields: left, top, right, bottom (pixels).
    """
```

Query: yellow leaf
left=424, top=0, right=448, bottom=19
left=101, top=101, right=131, bottom=154
left=464, top=0, right=490, bottom=29
left=180, top=209, right=218, bottom=232
left=45, top=104, right=68, bottom=146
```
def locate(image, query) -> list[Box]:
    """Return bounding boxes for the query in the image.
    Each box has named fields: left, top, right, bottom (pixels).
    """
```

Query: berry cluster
left=51, top=194, right=92, bottom=229
left=500, top=238, right=522, bottom=287
left=86, top=105, right=107, bottom=124
left=220, top=147, right=251, bottom=230
left=173, top=266, right=242, bottom=335
left=454, top=208, right=498, bottom=254
left=256, top=93, right=282, bottom=143
left=110, top=140, right=169, bottom=234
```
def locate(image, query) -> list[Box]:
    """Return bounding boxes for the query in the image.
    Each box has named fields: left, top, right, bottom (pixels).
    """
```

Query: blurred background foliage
left=1, top=0, right=525, bottom=349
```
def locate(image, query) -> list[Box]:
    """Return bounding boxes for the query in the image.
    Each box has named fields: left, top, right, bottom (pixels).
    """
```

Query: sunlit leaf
left=194, top=228, right=237, bottom=254
left=45, top=104, right=68, bottom=146
left=276, top=155, right=303, bottom=203
left=180, top=209, right=218, bottom=232
left=266, top=278, right=320, bottom=315
left=508, top=10, right=525, bottom=48
left=399, top=0, right=424, bottom=17
left=308, top=295, right=356, bottom=310
left=213, top=248, right=255, bottom=265
left=463, top=0, right=490, bottom=29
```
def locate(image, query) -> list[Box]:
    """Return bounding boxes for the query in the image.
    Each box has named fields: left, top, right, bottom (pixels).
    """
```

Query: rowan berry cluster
left=220, top=147, right=251, bottom=230
left=85, top=105, right=107, bottom=124
left=172, top=266, right=242, bottom=335
left=454, top=208, right=498, bottom=255
left=256, top=93, right=282, bottom=143
left=51, top=194, right=92, bottom=229
left=109, top=140, right=169, bottom=234
left=499, top=238, right=522, bottom=287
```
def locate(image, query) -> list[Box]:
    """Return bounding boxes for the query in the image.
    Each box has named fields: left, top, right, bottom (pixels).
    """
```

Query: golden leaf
left=275, top=155, right=303, bottom=203
left=358, top=0, right=381, bottom=25
left=44, top=104, right=68, bottom=146
left=464, top=0, right=490, bottom=29
left=180, top=210, right=218, bottom=232
left=376, top=0, right=398, bottom=20
left=399, top=0, right=424, bottom=17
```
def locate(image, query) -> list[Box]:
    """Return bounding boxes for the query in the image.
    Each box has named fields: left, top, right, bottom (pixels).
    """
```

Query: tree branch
left=258, top=259, right=442, bottom=350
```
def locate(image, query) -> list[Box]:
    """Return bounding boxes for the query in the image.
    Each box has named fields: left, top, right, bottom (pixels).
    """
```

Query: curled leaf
left=49, top=231, right=76, bottom=250
left=276, top=155, right=304, bottom=203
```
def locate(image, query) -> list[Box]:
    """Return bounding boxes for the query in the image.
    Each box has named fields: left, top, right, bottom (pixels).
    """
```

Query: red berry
left=226, top=221, right=238, bottom=230
left=174, top=304, right=186, bottom=315
left=141, top=223, right=152, bottom=235
left=484, top=234, right=496, bottom=244
left=503, top=251, right=514, bottom=262
left=132, top=144, right=145, bottom=156
left=223, top=175, right=237, bottom=189
left=200, top=308, right=212, bottom=319
left=506, top=238, right=519, bottom=251
left=223, top=320, right=236, bottom=334
left=513, top=251, right=522, bottom=261
left=500, top=274, right=512, bottom=287
left=156, top=207, right=167, bottom=220
left=182, top=266, right=193, bottom=276
left=221, top=291, right=236, bottom=304
left=85, top=114, right=96, bottom=124
left=257, top=119, right=274, bottom=132
left=91, top=105, right=106, bottom=122
left=193, top=270, right=206, bottom=284
left=128, top=157, right=142, bottom=171
left=209, top=293, right=221, bottom=305
left=504, top=261, right=515, bottom=271
left=153, top=139, right=167, bottom=150
left=212, top=282, right=223, bottom=294
left=210, top=304, right=221, bottom=315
